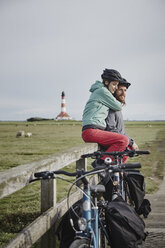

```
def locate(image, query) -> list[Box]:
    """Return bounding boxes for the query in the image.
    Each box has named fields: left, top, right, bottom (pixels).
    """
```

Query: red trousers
left=82, top=129, right=130, bottom=163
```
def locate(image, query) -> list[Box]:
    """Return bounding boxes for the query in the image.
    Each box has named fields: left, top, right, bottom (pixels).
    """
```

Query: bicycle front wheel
left=69, top=238, right=90, bottom=248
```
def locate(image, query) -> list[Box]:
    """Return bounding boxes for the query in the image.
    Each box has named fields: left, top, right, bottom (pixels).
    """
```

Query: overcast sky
left=0, top=0, right=165, bottom=121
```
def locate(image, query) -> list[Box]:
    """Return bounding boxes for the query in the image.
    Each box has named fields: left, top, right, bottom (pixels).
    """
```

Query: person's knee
left=119, top=136, right=129, bottom=147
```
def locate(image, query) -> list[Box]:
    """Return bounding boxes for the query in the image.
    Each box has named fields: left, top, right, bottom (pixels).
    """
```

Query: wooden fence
left=0, top=143, right=98, bottom=248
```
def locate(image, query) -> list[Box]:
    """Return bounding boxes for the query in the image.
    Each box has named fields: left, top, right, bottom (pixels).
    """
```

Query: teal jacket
left=82, top=81, right=122, bottom=129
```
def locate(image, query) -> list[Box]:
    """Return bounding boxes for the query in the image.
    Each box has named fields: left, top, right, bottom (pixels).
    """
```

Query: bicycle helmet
left=101, top=69, right=122, bottom=82
left=119, top=78, right=131, bottom=88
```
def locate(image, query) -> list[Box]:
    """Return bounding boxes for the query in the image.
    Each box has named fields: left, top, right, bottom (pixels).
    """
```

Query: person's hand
left=132, top=142, right=139, bottom=150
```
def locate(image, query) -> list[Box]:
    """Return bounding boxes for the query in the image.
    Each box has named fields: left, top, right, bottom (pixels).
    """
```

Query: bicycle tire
left=69, top=238, right=90, bottom=248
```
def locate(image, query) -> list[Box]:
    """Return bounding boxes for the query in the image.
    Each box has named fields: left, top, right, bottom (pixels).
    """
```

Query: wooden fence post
left=76, top=157, right=99, bottom=186
left=76, top=157, right=87, bottom=171
left=41, top=179, right=56, bottom=212
left=41, top=179, right=57, bottom=248
left=76, top=158, right=87, bottom=187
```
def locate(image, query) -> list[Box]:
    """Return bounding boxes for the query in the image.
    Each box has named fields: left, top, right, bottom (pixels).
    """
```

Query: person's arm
left=131, top=141, right=139, bottom=150
left=95, top=87, right=122, bottom=111
left=127, top=137, right=139, bottom=150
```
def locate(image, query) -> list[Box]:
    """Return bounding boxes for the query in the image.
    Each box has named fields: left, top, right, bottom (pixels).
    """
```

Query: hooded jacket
left=82, top=81, right=122, bottom=129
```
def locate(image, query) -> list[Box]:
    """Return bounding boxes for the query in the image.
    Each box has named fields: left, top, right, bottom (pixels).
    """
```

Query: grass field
left=0, top=120, right=165, bottom=247
left=0, top=120, right=83, bottom=171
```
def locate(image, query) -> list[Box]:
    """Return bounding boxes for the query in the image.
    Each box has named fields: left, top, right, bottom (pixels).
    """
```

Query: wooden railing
left=0, top=143, right=98, bottom=248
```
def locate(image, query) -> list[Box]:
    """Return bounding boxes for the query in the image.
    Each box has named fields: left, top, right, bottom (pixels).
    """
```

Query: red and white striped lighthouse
left=56, top=91, right=72, bottom=120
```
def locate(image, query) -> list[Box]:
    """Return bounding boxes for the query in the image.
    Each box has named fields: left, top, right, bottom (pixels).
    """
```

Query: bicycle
left=31, top=148, right=150, bottom=248
left=82, top=148, right=150, bottom=205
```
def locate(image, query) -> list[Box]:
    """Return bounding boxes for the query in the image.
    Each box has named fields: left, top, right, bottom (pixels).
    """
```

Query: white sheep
left=25, top=132, right=32, bottom=137
left=16, top=131, right=25, bottom=137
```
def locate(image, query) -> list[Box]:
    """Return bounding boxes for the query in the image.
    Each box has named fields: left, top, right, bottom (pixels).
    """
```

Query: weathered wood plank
left=0, top=143, right=97, bottom=199
left=5, top=191, right=82, bottom=248
left=2, top=143, right=98, bottom=247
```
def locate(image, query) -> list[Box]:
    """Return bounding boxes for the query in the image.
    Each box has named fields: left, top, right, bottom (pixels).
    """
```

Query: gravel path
left=142, top=177, right=165, bottom=247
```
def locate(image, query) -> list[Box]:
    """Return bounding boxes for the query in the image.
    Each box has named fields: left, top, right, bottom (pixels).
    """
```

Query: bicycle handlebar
left=135, top=150, right=150, bottom=155
left=34, top=170, right=78, bottom=178
left=81, top=149, right=150, bottom=159
left=121, top=163, right=141, bottom=169
left=32, top=162, right=142, bottom=181
left=31, top=148, right=149, bottom=182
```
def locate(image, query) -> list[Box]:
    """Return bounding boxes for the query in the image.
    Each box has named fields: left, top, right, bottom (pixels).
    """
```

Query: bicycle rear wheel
left=69, top=238, right=90, bottom=248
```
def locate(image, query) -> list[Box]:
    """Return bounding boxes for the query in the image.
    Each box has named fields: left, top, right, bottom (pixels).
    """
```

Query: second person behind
left=82, top=68, right=130, bottom=164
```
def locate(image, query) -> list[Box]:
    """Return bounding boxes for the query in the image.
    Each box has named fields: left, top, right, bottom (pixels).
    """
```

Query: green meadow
left=0, top=120, right=165, bottom=247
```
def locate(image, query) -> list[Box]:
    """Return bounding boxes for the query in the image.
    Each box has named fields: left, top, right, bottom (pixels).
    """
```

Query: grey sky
left=0, top=0, right=165, bottom=121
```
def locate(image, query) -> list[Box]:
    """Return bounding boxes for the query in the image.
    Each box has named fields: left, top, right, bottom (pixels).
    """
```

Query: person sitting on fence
left=103, top=78, right=139, bottom=164
left=82, top=68, right=130, bottom=164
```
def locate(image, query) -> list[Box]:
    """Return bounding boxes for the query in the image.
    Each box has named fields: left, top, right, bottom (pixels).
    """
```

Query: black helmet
left=119, top=78, right=131, bottom=88
left=101, top=69, right=122, bottom=82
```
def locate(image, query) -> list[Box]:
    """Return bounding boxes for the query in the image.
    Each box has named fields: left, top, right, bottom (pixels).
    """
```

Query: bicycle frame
left=74, top=176, right=109, bottom=248
left=32, top=148, right=149, bottom=248
left=105, top=156, right=126, bottom=201
left=75, top=179, right=99, bottom=247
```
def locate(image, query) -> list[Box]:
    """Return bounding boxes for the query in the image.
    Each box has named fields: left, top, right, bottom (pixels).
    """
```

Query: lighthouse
left=56, top=91, right=72, bottom=120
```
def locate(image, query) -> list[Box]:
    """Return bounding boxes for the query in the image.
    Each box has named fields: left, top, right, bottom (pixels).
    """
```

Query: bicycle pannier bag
left=105, top=196, right=147, bottom=248
left=125, top=170, right=145, bottom=210
left=136, top=198, right=151, bottom=218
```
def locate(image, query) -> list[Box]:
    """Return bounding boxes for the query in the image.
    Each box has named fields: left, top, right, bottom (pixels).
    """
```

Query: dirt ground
left=142, top=176, right=165, bottom=247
